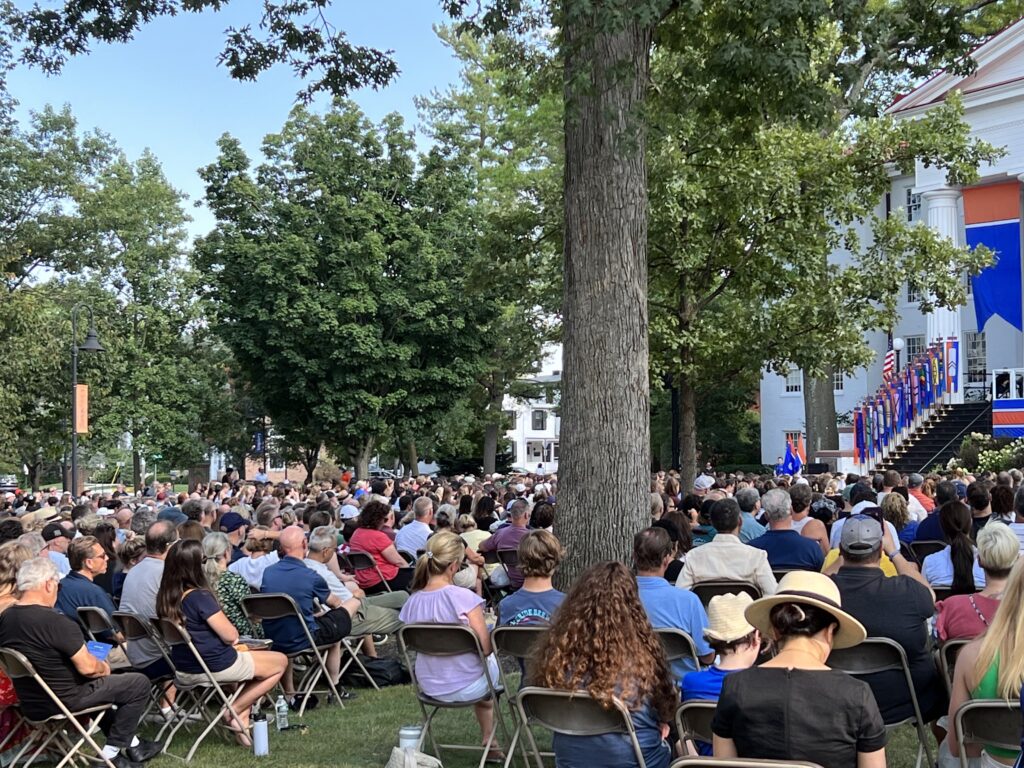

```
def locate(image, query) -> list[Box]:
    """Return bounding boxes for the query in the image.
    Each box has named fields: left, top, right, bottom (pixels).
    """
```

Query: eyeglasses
left=88, top=550, right=109, bottom=560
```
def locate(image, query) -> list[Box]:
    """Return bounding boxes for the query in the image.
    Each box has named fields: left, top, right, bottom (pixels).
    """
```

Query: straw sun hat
left=744, top=571, right=867, bottom=650
left=703, top=592, right=756, bottom=643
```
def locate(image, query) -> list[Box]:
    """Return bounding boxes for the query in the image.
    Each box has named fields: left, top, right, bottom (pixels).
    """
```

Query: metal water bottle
left=252, top=714, right=269, bottom=756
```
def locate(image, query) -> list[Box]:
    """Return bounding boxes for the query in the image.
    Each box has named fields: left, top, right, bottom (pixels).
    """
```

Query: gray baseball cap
left=840, top=514, right=883, bottom=554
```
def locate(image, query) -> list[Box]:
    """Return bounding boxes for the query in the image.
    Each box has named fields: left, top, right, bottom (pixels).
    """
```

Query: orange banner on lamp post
left=74, top=384, right=89, bottom=434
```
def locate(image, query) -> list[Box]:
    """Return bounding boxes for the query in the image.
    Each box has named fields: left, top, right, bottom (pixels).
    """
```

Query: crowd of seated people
left=0, top=466, right=1022, bottom=766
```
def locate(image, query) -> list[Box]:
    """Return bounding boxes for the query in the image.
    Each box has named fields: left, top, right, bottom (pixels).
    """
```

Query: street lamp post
left=70, top=305, right=104, bottom=499
left=893, top=336, right=905, bottom=373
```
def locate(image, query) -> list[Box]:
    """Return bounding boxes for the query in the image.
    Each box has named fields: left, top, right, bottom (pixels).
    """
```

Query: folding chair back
left=772, top=569, right=796, bottom=583
left=954, top=699, right=1021, bottom=768
left=496, top=550, right=519, bottom=568
left=940, top=638, right=970, bottom=696
left=398, top=550, right=417, bottom=565
left=240, top=593, right=347, bottom=712
left=347, top=550, right=390, bottom=591
left=827, top=637, right=934, bottom=766
left=516, top=686, right=646, bottom=767
left=932, top=586, right=954, bottom=603
left=909, top=540, right=945, bottom=564
left=76, top=606, right=116, bottom=642
left=670, top=758, right=824, bottom=767
left=399, top=624, right=510, bottom=768
left=0, top=646, right=116, bottom=768
left=492, top=625, right=548, bottom=663
left=655, top=628, right=700, bottom=668
left=675, top=700, right=716, bottom=748
left=691, top=581, right=762, bottom=608
left=112, top=610, right=155, bottom=643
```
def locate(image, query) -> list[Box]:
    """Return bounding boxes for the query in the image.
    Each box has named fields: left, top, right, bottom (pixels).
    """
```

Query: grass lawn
left=147, top=682, right=930, bottom=768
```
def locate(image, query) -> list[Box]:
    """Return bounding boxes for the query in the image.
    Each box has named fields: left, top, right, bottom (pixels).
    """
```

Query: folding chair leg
left=342, top=638, right=380, bottom=692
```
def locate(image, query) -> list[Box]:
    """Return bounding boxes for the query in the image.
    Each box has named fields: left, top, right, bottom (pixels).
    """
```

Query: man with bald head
left=260, top=526, right=358, bottom=706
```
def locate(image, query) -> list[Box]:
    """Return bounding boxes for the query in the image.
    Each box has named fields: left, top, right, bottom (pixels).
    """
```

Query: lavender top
left=399, top=585, right=486, bottom=696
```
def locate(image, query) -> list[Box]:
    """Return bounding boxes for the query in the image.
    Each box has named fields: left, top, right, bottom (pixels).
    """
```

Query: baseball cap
left=694, top=475, right=715, bottom=492
left=219, top=512, right=249, bottom=533
left=840, top=514, right=883, bottom=555
left=41, top=522, right=72, bottom=542
left=157, top=507, right=187, bottom=525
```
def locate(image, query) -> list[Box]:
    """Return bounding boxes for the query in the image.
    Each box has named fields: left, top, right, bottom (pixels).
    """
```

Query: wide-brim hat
left=744, top=571, right=866, bottom=650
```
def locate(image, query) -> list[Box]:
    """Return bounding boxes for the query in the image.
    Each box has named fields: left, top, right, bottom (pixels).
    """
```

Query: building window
left=507, top=443, right=516, bottom=462
left=965, top=270, right=972, bottom=296
left=503, top=410, right=516, bottom=427
left=906, top=188, right=921, bottom=222
left=966, top=331, right=987, bottom=384
left=784, top=370, right=802, bottom=393
left=552, top=442, right=560, bottom=460
left=531, top=410, right=547, bottom=431
left=784, top=431, right=803, bottom=447
left=905, top=335, right=925, bottom=361
left=833, top=371, right=844, bottom=392
left=906, top=282, right=921, bottom=304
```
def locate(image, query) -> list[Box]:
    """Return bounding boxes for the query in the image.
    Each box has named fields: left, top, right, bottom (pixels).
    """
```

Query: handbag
left=384, top=746, right=443, bottom=768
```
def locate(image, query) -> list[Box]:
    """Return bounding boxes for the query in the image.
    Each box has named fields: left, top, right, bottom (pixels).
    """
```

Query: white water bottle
left=252, top=714, right=269, bottom=757
left=275, top=695, right=289, bottom=731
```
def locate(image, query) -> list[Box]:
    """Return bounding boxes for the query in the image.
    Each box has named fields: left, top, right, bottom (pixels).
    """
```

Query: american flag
left=882, top=331, right=895, bottom=381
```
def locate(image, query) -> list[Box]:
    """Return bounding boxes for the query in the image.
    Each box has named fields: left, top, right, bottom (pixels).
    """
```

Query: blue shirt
left=497, top=588, right=565, bottom=627
left=260, top=555, right=330, bottom=653
left=553, top=703, right=671, bottom=768
left=747, top=530, right=824, bottom=571
left=680, top=666, right=739, bottom=756
left=914, top=512, right=944, bottom=543
left=635, top=576, right=712, bottom=679
left=739, top=513, right=767, bottom=544
left=55, top=572, right=117, bottom=644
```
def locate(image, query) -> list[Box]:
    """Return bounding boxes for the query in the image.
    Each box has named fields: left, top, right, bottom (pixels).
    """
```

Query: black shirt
left=0, top=604, right=88, bottom=717
left=713, top=667, right=886, bottom=766
left=831, top=567, right=946, bottom=722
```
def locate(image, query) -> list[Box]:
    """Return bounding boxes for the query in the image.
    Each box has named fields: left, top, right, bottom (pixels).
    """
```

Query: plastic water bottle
left=398, top=725, right=422, bottom=750
left=252, top=714, right=269, bottom=757
left=275, top=695, right=289, bottom=731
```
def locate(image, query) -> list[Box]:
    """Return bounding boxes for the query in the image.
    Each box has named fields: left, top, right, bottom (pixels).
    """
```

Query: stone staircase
left=875, top=400, right=991, bottom=474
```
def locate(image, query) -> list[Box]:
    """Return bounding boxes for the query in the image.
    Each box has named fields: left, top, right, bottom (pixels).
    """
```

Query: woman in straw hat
left=712, top=571, right=887, bottom=767
left=680, top=592, right=762, bottom=756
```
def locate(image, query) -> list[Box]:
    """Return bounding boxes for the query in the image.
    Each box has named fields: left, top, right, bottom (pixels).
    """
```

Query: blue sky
left=6, top=2, right=463, bottom=238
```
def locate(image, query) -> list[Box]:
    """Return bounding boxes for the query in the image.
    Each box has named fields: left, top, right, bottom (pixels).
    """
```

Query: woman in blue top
left=680, top=593, right=761, bottom=755
left=157, top=540, right=287, bottom=746
left=532, top=561, right=675, bottom=768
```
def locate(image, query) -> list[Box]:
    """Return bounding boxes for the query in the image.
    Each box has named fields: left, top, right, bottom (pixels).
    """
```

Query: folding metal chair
left=909, top=540, right=946, bottom=565
left=492, top=626, right=550, bottom=766
left=398, top=550, right=417, bottom=565
left=691, top=581, right=762, bottom=609
left=932, top=586, right=955, bottom=603
left=497, top=549, right=520, bottom=585
left=154, top=618, right=247, bottom=763
left=953, top=698, right=1021, bottom=768
left=771, top=569, right=796, bottom=583
left=511, top=686, right=647, bottom=768
left=110, top=611, right=176, bottom=737
left=240, top=593, right=348, bottom=715
left=655, top=628, right=702, bottom=677
left=0, top=646, right=116, bottom=768
left=939, top=638, right=970, bottom=697
left=399, top=623, right=511, bottom=768
left=827, top=636, right=935, bottom=768
left=76, top=606, right=118, bottom=643
left=347, top=550, right=392, bottom=592
left=669, top=758, right=824, bottom=767
left=676, top=700, right=716, bottom=756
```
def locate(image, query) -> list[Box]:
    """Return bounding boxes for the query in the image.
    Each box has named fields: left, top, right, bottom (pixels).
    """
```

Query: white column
left=922, top=187, right=964, bottom=404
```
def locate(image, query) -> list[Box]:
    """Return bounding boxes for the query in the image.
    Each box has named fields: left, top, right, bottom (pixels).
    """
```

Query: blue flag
left=781, top=441, right=800, bottom=476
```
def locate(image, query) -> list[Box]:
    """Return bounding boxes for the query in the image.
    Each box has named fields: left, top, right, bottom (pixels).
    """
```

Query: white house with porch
left=760, top=19, right=1024, bottom=466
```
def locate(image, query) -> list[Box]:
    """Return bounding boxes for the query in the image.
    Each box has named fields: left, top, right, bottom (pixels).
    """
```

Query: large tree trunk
left=132, top=447, right=142, bottom=493
left=557, top=7, right=653, bottom=586
left=805, top=369, right=839, bottom=462
left=401, top=439, right=417, bottom=478
left=303, top=446, right=320, bottom=485
left=482, top=386, right=503, bottom=475
left=678, top=372, right=698, bottom=491
left=348, top=439, right=374, bottom=481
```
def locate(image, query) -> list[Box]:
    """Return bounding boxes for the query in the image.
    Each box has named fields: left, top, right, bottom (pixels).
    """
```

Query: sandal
left=484, top=748, right=506, bottom=764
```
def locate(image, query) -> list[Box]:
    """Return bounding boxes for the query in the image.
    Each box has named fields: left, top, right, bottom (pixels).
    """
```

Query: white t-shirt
left=303, top=558, right=353, bottom=602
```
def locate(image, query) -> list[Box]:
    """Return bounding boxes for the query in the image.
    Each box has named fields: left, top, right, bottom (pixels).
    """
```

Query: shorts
left=175, top=652, right=255, bottom=687
left=435, top=655, right=501, bottom=703
left=313, top=607, right=353, bottom=646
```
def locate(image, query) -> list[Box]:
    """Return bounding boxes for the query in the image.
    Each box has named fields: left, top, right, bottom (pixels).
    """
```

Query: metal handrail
left=916, top=403, right=992, bottom=473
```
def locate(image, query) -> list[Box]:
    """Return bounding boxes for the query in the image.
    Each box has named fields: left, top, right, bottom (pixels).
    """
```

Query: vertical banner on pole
left=74, top=385, right=89, bottom=434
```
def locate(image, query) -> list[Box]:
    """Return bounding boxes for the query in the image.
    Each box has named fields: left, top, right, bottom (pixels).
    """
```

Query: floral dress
left=214, top=570, right=262, bottom=639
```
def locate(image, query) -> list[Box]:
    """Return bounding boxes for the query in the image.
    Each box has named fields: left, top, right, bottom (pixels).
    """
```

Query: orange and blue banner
left=964, top=182, right=1023, bottom=332
left=993, top=399, right=1024, bottom=438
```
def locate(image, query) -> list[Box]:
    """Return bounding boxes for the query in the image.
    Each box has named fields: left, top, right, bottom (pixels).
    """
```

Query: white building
left=760, top=21, right=1024, bottom=464
left=504, top=345, right=561, bottom=474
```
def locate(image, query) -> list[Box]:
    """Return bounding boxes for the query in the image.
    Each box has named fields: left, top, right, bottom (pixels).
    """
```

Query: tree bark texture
left=804, top=369, right=839, bottom=460
left=401, top=439, right=417, bottom=478
left=303, top=446, right=320, bottom=484
left=132, top=447, right=142, bottom=492
left=556, top=7, right=653, bottom=586
left=349, top=439, right=374, bottom=481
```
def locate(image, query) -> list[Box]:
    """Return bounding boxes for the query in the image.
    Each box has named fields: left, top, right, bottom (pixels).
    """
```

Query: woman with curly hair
left=348, top=501, right=413, bottom=593
left=531, top=561, right=676, bottom=768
